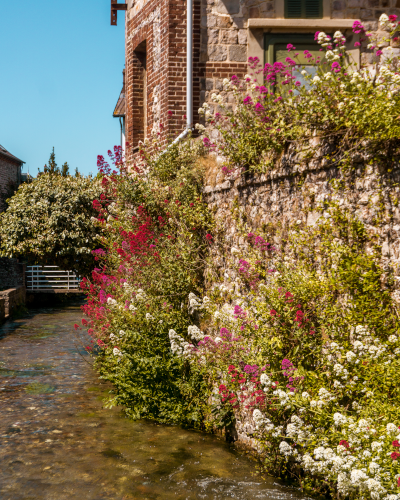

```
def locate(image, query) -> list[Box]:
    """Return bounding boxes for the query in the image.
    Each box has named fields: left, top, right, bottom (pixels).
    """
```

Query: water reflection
left=0, top=304, right=307, bottom=499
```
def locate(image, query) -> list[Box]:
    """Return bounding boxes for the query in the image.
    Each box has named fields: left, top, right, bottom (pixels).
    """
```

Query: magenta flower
left=352, top=20, right=364, bottom=34
left=354, top=41, right=361, bottom=47
left=376, top=49, right=383, bottom=56
left=331, top=61, right=341, bottom=72
left=287, top=43, right=296, bottom=52
left=294, top=81, right=301, bottom=87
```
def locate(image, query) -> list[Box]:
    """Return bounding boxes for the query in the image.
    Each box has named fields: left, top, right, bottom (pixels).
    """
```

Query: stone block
left=206, top=78, right=214, bottom=90
left=216, top=15, right=233, bottom=28
left=208, top=28, right=220, bottom=44
left=238, top=29, right=247, bottom=45
left=208, top=44, right=228, bottom=61
left=332, top=10, right=345, bottom=18
left=214, top=0, right=240, bottom=15
left=220, top=29, right=238, bottom=44
left=202, top=14, right=217, bottom=27
left=332, top=0, right=344, bottom=9
left=348, top=0, right=364, bottom=6
left=229, top=44, right=247, bottom=61
left=248, top=6, right=260, bottom=17
left=259, top=2, right=273, bottom=15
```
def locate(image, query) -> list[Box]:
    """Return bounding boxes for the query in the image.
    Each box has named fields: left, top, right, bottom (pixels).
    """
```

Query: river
left=0, top=302, right=306, bottom=500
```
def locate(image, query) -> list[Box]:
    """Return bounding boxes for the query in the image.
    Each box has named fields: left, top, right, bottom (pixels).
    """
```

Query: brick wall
left=124, top=0, right=400, bottom=155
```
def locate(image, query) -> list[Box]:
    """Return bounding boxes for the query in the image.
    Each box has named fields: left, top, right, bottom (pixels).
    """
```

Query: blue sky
left=0, top=0, right=125, bottom=177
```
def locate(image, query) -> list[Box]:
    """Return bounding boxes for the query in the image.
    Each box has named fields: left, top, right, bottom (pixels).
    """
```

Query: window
left=264, top=34, right=327, bottom=88
left=285, top=0, right=323, bottom=19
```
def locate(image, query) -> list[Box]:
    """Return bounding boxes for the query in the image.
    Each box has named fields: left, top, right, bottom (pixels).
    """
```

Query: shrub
left=81, top=141, right=214, bottom=424
left=0, top=170, right=102, bottom=276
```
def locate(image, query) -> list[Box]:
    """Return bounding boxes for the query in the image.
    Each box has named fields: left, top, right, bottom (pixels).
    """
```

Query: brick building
left=112, top=0, right=400, bottom=160
left=0, top=145, right=24, bottom=211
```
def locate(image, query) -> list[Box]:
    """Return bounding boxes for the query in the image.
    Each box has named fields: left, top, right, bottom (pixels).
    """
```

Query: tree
left=0, top=172, right=103, bottom=276
left=43, top=147, right=59, bottom=174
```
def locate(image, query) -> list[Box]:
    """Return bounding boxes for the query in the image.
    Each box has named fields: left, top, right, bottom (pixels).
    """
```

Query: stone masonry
left=120, top=0, right=400, bottom=159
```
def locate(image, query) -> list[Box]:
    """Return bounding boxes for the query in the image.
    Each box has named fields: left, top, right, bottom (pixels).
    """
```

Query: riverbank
left=0, top=303, right=306, bottom=500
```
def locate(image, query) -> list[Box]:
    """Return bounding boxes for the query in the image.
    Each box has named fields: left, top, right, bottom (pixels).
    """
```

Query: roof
left=113, top=87, right=125, bottom=117
left=0, top=145, right=24, bottom=165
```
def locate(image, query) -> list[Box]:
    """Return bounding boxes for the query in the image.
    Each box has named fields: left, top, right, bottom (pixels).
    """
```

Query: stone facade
left=203, top=155, right=400, bottom=276
left=120, top=0, right=400, bottom=158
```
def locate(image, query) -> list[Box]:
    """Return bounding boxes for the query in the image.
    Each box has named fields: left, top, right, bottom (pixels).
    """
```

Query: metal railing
left=26, top=265, right=80, bottom=290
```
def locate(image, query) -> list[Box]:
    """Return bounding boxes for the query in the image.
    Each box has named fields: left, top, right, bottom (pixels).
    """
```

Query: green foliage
left=0, top=172, right=102, bottom=276
left=189, top=204, right=400, bottom=498
left=199, top=26, right=400, bottom=173
left=82, top=139, right=214, bottom=425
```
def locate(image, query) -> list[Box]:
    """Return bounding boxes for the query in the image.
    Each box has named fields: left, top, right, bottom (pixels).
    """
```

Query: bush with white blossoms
left=198, top=15, right=400, bottom=174
left=0, top=169, right=102, bottom=276
left=173, top=202, right=400, bottom=499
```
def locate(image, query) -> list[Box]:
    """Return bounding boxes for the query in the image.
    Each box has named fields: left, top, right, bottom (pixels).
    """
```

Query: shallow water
left=0, top=304, right=306, bottom=500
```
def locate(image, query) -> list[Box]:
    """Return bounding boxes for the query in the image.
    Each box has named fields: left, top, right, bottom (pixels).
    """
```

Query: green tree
left=61, top=162, right=69, bottom=177
left=43, top=147, right=59, bottom=174
left=0, top=172, right=102, bottom=276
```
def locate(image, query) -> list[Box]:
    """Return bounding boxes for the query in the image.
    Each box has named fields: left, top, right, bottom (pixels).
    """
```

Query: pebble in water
left=0, top=303, right=308, bottom=500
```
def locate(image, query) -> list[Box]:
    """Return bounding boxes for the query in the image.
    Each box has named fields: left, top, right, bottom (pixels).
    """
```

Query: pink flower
left=205, top=233, right=213, bottom=241
left=354, top=41, right=361, bottom=47
left=389, top=15, right=398, bottom=22
left=393, top=440, right=400, bottom=448
left=339, top=440, right=350, bottom=449
left=376, top=49, right=383, bottom=56
left=331, top=61, right=341, bottom=73
left=314, top=31, right=320, bottom=41
left=391, top=451, right=400, bottom=460
left=287, top=43, right=296, bottom=51
left=352, top=20, right=364, bottom=34
left=294, top=81, right=301, bottom=87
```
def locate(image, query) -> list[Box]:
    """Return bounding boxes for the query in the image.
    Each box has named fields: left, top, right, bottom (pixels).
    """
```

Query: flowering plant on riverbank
left=198, top=14, right=400, bottom=173
left=174, top=204, right=400, bottom=499
left=81, top=141, right=214, bottom=424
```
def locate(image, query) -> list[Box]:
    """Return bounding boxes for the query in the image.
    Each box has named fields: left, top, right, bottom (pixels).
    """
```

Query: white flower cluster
left=253, top=409, right=275, bottom=432
left=187, top=325, right=204, bottom=341
left=333, top=30, right=346, bottom=45
left=211, top=93, right=224, bottom=105
left=198, top=102, right=212, bottom=120
left=317, top=31, right=331, bottom=47
left=168, top=329, right=193, bottom=358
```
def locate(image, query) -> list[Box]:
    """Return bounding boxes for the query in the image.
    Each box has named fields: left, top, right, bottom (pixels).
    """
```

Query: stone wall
left=0, top=258, right=25, bottom=291
left=203, top=155, right=400, bottom=275
left=0, top=286, right=26, bottom=318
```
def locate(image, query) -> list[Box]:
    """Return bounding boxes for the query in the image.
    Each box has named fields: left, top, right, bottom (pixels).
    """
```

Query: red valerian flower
left=392, top=440, right=400, bottom=447
left=205, top=234, right=213, bottom=241
left=270, top=309, right=277, bottom=316
left=398, top=477, right=400, bottom=487
left=391, top=451, right=400, bottom=460
left=339, top=440, right=350, bottom=449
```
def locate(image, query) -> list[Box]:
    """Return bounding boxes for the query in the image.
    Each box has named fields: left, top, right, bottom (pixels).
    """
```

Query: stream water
left=0, top=303, right=307, bottom=500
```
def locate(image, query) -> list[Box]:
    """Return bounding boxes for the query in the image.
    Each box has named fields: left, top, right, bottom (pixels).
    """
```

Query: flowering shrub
left=164, top=197, right=400, bottom=498
left=0, top=171, right=102, bottom=275
left=81, top=141, right=214, bottom=424
left=198, top=15, right=400, bottom=173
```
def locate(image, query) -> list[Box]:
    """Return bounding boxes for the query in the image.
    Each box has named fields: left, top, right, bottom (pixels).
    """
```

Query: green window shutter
left=285, top=0, right=322, bottom=18
left=285, top=0, right=302, bottom=18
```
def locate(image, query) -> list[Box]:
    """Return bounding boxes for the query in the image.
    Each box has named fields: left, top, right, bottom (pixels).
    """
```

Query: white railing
left=26, top=265, right=80, bottom=290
